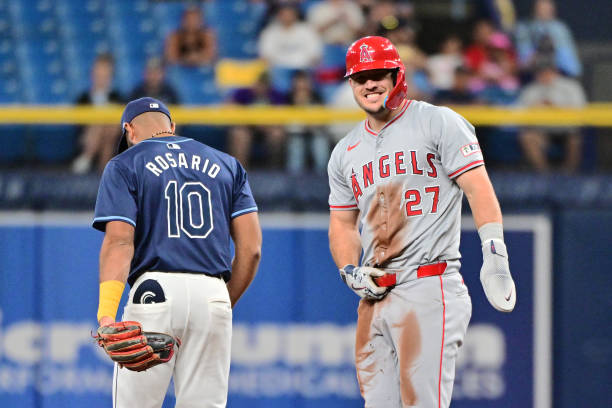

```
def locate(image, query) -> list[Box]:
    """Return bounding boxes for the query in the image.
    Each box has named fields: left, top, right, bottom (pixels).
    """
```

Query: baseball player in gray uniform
left=328, top=36, right=517, bottom=408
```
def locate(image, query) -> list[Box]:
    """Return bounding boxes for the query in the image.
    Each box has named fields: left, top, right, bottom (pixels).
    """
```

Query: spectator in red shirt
left=464, top=20, right=495, bottom=72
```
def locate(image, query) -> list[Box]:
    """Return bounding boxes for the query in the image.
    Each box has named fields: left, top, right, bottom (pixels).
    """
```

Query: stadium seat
left=180, top=126, right=227, bottom=152
left=215, top=58, right=267, bottom=89
left=29, top=125, right=78, bottom=163
left=166, top=65, right=223, bottom=105
left=268, top=66, right=297, bottom=94
left=0, top=126, right=27, bottom=163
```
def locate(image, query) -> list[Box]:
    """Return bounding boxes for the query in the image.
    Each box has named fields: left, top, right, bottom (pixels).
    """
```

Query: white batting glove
left=479, top=223, right=516, bottom=313
left=339, top=265, right=389, bottom=300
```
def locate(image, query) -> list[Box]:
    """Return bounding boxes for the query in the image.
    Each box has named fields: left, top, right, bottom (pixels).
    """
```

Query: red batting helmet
left=345, top=36, right=407, bottom=110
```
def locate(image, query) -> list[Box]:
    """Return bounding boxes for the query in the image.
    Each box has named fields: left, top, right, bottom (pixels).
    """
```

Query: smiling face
left=349, top=69, right=395, bottom=115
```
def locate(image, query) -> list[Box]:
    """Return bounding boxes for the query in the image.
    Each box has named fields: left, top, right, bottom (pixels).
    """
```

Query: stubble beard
left=355, top=97, right=387, bottom=116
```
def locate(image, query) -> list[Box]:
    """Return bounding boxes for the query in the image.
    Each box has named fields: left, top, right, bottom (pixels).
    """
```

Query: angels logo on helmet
left=359, top=44, right=373, bottom=63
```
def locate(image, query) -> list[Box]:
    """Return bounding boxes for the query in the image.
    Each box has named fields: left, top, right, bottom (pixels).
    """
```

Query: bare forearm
left=329, top=223, right=361, bottom=268
left=465, top=182, right=502, bottom=228
left=457, top=167, right=502, bottom=229
left=99, top=237, right=133, bottom=284
left=227, top=250, right=260, bottom=307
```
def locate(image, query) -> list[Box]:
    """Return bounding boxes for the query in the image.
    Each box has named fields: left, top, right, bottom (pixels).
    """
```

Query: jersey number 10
left=164, top=181, right=214, bottom=239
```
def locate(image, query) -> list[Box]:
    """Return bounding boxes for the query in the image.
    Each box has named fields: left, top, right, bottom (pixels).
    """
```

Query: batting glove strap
left=480, top=238, right=516, bottom=313
left=339, top=264, right=389, bottom=300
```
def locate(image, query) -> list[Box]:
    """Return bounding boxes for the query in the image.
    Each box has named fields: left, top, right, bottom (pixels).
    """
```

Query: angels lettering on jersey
left=350, top=150, right=438, bottom=205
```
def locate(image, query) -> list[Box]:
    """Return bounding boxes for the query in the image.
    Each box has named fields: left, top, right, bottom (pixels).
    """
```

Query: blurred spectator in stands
left=227, top=72, right=287, bottom=169
left=71, top=53, right=123, bottom=174
left=515, top=0, right=581, bottom=77
left=475, top=0, right=516, bottom=32
left=307, top=0, right=364, bottom=46
left=471, top=31, right=520, bottom=105
left=518, top=58, right=586, bottom=172
left=129, top=58, right=179, bottom=105
left=326, top=80, right=358, bottom=144
left=427, top=35, right=464, bottom=92
left=165, top=6, right=216, bottom=66
left=378, top=18, right=433, bottom=101
left=434, top=66, right=479, bottom=105
left=359, top=0, right=415, bottom=37
left=464, top=20, right=495, bottom=72
left=258, top=3, right=323, bottom=69
left=286, top=71, right=328, bottom=173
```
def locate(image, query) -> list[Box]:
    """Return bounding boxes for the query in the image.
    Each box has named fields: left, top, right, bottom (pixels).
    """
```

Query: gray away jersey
left=328, top=100, right=484, bottom=276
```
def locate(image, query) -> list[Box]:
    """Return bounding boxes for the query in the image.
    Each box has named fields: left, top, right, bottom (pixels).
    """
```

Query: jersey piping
left=93, top=215, right=136, bottom=227
left=231, top=206, right=259, bottom=218
left=448, top=159, right=484, bottom=178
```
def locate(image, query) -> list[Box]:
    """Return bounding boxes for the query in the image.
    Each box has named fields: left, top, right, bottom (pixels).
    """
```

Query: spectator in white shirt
left=518, top=58, right=587, bottom=172
left=427, top=35, right=464, bottom=91
left=307, top=0, right=365, bottom=45
left=258, top=4, right=323, bottom=69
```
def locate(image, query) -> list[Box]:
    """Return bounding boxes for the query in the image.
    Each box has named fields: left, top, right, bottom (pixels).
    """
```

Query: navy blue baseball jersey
left=93, top=136, right=258, bottom=286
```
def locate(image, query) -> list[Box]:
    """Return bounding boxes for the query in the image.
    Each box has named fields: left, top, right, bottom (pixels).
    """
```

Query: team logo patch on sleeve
left=460, top=142, right=481, bottom=157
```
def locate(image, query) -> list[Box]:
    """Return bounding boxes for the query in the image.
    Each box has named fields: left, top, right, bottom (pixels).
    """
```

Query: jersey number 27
left=164, top=181, right=214, bottom=239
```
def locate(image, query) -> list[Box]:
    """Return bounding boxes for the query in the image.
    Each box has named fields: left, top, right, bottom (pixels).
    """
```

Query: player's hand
left=339, top=265, right=392, bottom=300
left=98, top=316, right=115, bottom=327
left=480, top=239, right=516, bottom=312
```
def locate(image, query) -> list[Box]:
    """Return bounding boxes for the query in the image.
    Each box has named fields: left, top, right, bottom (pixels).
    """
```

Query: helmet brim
left=345, top=60, right=403, bottom=78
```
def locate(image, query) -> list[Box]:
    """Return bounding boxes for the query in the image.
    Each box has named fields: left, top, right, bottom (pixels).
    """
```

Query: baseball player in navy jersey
left=327, top=37, right=517, bottom=407
left=93, top=97, right=262, bottom=407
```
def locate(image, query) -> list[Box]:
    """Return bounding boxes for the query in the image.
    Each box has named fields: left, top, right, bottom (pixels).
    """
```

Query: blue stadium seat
left=0, top=79, right=21, bottom=103
left=321, top=44, right=347, bottom=69
left=166, top=65, right=222, bottom=105
left=152, top=2, right=185, bottom=41
left=215, top=1, right=267, bottom=59
left=0, top=126, right=28, bottom=163
left=180, top=126, right=227, bottom=152
left=268, top=66, right=297, bottom=94
left=29, top=125, right=78, bottom=163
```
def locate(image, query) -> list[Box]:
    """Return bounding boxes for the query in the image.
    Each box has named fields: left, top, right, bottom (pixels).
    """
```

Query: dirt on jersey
left=365, top=182, right=411, bottom=267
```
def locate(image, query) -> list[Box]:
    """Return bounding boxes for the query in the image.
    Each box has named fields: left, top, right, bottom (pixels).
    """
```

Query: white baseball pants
left=113, top=272, right=232, bottom=408
left=355, top=271, right=472, bottom=408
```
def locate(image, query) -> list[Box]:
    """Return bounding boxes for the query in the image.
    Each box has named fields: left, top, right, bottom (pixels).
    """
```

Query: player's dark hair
left=391, top=69, right=398, bottom=86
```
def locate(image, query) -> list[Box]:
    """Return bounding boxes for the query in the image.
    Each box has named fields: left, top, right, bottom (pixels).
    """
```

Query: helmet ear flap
left=383, top=68, right=407, bottom=110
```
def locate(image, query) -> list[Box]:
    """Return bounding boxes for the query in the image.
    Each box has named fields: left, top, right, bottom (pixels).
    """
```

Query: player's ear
left=170, top=122, right=176, bottom=133
left=124, top=123, right=136, bottom=145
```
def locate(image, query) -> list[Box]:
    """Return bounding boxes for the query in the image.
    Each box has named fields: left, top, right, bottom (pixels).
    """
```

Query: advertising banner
left=0, top=213, right=550, bottom=408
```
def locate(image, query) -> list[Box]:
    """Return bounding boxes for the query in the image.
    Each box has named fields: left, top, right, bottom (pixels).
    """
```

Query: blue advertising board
left=0, top=213, right=550, bottom=408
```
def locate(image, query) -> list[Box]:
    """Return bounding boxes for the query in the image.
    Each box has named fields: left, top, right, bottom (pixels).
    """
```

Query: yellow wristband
left=97, top=280, right=125, bottom=323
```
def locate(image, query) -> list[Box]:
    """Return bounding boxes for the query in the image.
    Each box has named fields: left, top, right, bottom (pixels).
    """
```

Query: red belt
left=417, top=261, right=447, bottom=278
left=374, top=261, right=447, bottom=287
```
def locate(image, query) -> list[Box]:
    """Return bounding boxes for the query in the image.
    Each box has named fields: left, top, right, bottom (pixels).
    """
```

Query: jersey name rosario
left=145, top=151, right=221, bottom=178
